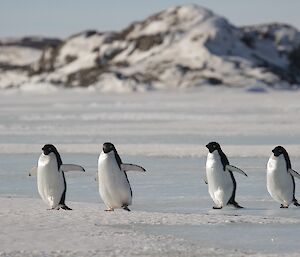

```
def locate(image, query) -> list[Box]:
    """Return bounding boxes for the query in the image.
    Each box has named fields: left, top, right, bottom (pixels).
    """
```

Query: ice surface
left=1, top=88, right=300, bottom=256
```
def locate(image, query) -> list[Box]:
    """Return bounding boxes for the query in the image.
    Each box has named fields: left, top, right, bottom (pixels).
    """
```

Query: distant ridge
left=1, top=4, right=300, bottom=91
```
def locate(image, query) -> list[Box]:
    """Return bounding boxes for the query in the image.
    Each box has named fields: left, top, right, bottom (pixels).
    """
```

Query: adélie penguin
left=29, top=144, right=85, bottom=210
left=97, top=142, right=146, bottom=212
left=205, top=142, right=248, bottom=209
left=267, top=146, right=300, bottom=208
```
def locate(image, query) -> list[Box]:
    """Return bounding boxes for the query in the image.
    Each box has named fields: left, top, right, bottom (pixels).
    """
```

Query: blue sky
left=0, top=0, right=299, bottom=38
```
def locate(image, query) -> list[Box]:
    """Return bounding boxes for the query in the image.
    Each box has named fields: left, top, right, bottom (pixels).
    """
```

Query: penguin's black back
left=218, top=148, right=229, bottom=171
left=113, top=147, right=132, bottom=198
left=218, top=148, right=238, bottom=205
left=282, top=149, right=296, bottom=200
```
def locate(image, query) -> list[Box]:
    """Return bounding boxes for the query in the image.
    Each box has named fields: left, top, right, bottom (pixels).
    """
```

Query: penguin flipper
left=60, top=164, right=85, bottom=173
left=121, top=163, right=146, bottom=172
left=288, top=169, right=300, bottom=180
left=226, top=165, right=248, bottom=177
left=95, top=171, right=98, bottom=182
left=28, top=166, right=37, bottom=176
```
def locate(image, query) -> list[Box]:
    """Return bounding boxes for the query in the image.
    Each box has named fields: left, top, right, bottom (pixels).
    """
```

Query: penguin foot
left=228, top=200, right=244, bottom=209
left=212, top=206, right=223, bottom=209
left=232, top=203, right=244, bottom=209
left=123, top=206, right=131, bottom=212
left=105, top=208, right=114, bottom=212
left=60, top=204, right=72, bottom=210
left=280, top=204, right=289, bottom=208
left=293, top=200, right=300, bottom=207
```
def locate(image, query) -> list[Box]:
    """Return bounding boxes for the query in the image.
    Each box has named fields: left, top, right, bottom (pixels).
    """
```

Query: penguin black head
left=103, top=142, right=116, bottom=154
left=272, top=146, right=287, bottom=157
left=272, top=146, right=291, bottom=170
left=102, top=142, right=122, bottom=168
left=42, top=144, right=58, bottom=155
left=42, top=144, right=62, bottom=167
left=206, top=142, right=221, bottom=153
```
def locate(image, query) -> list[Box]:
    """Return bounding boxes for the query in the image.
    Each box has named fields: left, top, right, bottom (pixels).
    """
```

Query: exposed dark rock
left=289, top=45, right=300, bottom=70
left=65, top=55, right=77, bottom=64
left=0, top=63, right=31, bottom=71
left=66, top=67, right=105, bottom=87
left=30, top=45, right=61, bottom=75
left=84, top=30, right=98, bottom=38
left=118, top=23, right=137, bottom=40
left=241, top=34, right=255, bottom=49
left=176, top=64, right=207, bottom=76
left=114, top=61, right=129, bottom=67
left=176, top=64, right=191, bottom=75
left=134, top=34, right=163, bottom=51
left=0, top=37, right=62, bottom=50
left=69, top=30, right=103, bottom=39
left=206, top=77, right=223, bottom=85
left=96, top=48, right=124, bottom=66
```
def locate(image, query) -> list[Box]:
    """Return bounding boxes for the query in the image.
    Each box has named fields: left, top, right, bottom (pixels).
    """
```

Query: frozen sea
left=1, top=87, right=300, bottom=256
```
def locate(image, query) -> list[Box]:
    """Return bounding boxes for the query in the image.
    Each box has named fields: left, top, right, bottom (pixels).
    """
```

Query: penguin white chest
left=37, top=153, right=64, bottom=208
left=98, top=153, right=132, bottom=209
left=206, top=152, right=233, bottom=207
left=267, top=155, right=293, bottom=205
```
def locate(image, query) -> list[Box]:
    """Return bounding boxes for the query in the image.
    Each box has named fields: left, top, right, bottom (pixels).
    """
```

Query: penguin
left=29, top=144, right=85, bottom=210
left=97, top=142, right=146, bottom=212
left=267, top=146, right=300, bottom=208
left=205, top=142, right=248, bottom=209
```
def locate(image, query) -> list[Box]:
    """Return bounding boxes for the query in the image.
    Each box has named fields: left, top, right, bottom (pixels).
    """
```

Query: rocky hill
left=1, top=4, right=300, bottom=91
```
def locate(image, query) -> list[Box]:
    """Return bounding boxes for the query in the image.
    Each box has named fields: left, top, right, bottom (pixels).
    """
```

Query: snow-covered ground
left=1, top=87, right=300, bottom=256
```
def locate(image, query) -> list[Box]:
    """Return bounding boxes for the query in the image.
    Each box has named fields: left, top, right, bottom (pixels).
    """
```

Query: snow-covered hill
left=1, top=4, right=300, bottom=91
left=0, top=37, right=61, bottom=89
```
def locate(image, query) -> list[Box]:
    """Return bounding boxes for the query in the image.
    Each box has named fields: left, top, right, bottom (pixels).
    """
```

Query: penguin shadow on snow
left=29, top=144, right=86, bottom=210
